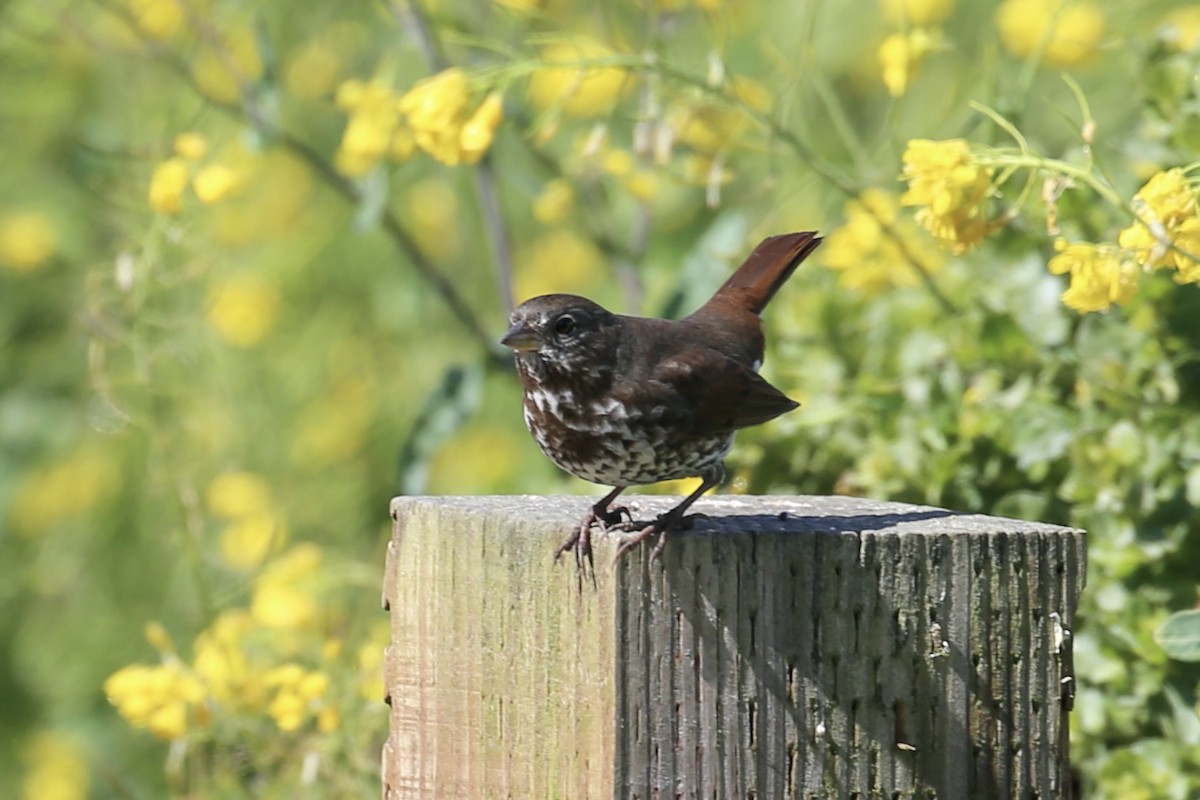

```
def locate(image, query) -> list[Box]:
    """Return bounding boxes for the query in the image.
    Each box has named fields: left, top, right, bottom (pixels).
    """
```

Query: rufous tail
left=708, top=231, right=822, bottom=315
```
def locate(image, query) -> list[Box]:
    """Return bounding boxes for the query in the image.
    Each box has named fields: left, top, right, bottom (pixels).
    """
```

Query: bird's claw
left=612, top=507, right=701, bottom=562
left=555, top=504, right=635, bottom=589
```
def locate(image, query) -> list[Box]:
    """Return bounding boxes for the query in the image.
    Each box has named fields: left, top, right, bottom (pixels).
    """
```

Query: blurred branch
left=392, top=0, right=516, bottom=314
left=278, top=134, right=511, bottom=366
left=90, top=0, right=509, bottom=367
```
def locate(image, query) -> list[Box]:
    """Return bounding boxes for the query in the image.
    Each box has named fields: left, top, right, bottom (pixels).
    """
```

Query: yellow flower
left=427, top=428, right=523, bottom=492
left=144, top=621, right=175, bottom=655
left=335, top=78, right=404, bottom=177
left=129, top=0, right=182, bottom=42
left=601, top=148, right=634, bottom=176
left=665, top=77, right=768, bottom=162
left=104, top=662, right=206, bottom=740
left=192, top=26, right=264, bottom=104
left=193, top=163, right=243, bottom=204
left=290, top=376, right=376, bottom=467
left=879, top=29, right=941, bottom=97
left=900, top=138, right=994, bottom=253
left=1168, top=217, right=1200, bottom=284
left=0, top=211, right=56, bottom=272
left=405, top=177, right=460, bottom=260
left=995, top=0, right=1105, bottom=68
left=148, top=157, right=190, bottom=214
left=729, top=75, right=773, bottom=113
left=21, top=731, right=89, bottom=800
left=1048, top=240, right=1137, bottom=312
left=528, top=38, right=629, bottom=118
left=458, top=92, right=504, bottom=164
left=1163, top=6, right=1200, bottom=52
left=1118, top=169, right=1200, bottom=274
left=205, top=274, right=281, bottom=347
left=251, top=544, right=323, bottom=629
left=206, top=471, right=272, bottom=519
left=356, top=620, right=390, bottom=701
left=532, top=178, right=574, bottom=223
left=10, top=446, right=119, bottom=534
left=285, top=40, right=343, bottom=99
left=514, top=229, right=607, bottom=300
left=670, top=103, right=742, bottom=155
left=193, top=610, right=261, bottom=709
left=881, top=0, right=954, bottom=26
left=623, top=170, right=660, bottom=202
left=264, top=665, right=330, bottom=732
left=173, top=132, right=208, bottom=160
left=399, top=68, right=471, bottom=165
left=220, top=512, right=286, bottom=570
left=824, top=188, right=944, bottom=293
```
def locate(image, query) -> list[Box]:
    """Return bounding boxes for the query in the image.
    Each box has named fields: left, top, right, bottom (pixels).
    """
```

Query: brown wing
left=649, top=346, right=799, bottom=434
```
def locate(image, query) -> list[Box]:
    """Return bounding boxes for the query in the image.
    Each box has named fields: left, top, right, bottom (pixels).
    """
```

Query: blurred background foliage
left=3, top=0, right=1200, bottom=796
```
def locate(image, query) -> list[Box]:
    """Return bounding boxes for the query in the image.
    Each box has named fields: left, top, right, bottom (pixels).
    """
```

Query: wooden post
left=382, top=495, right=1086, bottom=799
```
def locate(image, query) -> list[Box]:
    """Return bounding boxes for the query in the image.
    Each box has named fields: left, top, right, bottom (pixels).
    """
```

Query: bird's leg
left=614, top=469, right=723, bottom=562
left=555, top=487, right=628, bottom=582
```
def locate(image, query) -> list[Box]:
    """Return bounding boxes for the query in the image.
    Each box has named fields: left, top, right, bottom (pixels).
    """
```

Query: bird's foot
left=555, top=503, right=633, bottom=589
left=619, top=506, right=710, bottom=563
left=613, top=508, right=691, bottom=563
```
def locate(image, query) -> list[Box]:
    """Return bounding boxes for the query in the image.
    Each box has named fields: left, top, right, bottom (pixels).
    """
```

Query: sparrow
left=501, top=231, right=821, bottom=571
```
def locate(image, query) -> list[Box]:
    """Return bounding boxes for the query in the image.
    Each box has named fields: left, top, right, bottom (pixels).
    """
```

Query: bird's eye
left=553, top=314, right=576, bottom=335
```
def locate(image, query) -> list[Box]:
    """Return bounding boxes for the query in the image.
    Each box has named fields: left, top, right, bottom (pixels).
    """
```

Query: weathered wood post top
left=383, top=494, right=1086, bottom=800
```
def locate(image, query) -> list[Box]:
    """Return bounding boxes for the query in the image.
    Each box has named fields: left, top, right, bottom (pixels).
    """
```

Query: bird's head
left=501, top=294, right=620, bottom=383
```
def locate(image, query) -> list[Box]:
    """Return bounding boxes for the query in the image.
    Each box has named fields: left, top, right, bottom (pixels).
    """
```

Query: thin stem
left=473, top=163, right=515, bottom=314
left=279, top=134, right=510, bottom=365
left=978, top=152, right=1124, bottom=209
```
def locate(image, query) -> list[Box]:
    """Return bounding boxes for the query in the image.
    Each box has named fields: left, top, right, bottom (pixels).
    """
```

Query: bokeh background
left=3, top=0, right=1200, bottom=796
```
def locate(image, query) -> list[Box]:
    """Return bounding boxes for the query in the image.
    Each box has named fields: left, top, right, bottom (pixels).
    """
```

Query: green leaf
left=1154, top=609, right=1200, bottom=662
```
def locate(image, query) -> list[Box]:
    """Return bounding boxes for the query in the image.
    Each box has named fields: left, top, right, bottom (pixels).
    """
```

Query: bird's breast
left=520, top=384, right=732, bottom=486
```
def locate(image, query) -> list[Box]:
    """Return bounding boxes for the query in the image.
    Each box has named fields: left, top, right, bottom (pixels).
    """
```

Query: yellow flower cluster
left=900, top=138, right=995, bottom=253
left=206, top=471, right=286, bottom=569
left=824, top=188, right=945, bottom=293
left=995, top=0, right=1105, bottom=68
left=205, top=274, right=281, bottom=348
left=1043, top=170, right=1200, bottom=314
left=876, top=0, right=953, bottom=97
left=148, top=132, right=246, bottom=214
left=335, top=69, right=503, bottom=175
left=10, top=446, right=119, bottom=534
left=128, top=0, right=183, bottom=42
left=251, top=543, right=323, bottom=629
left=191, top=25, right=264, bottom=105
left=104, top=662, right=206, bottom=741
left=1118, top=169, right=1200, bottom=282
left=527, top=39, right=628, bottom=119
left=0, top=210, right=57, bottom=273
left=1048, top=241, right=1137, bottom=313
left=20, top=731, right=90, bottom=800
left=105, top=544, right=354, bottom=742
left=265, top=664, right=339, bottom=732
left=192, top=610, right=261, bottom=712
left=532, top=178, right=575, bottom=223
left=669, top=76, right=771, bottom=156
left=878, top=29, right=942, bottom=97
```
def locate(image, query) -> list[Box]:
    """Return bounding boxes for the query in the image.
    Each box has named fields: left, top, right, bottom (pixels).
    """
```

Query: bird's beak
left=500, top=321, right=541, bottom=351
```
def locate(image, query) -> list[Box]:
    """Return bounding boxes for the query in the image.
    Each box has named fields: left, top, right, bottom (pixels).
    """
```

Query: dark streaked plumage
left=501, top=231, right=822, bottom=570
